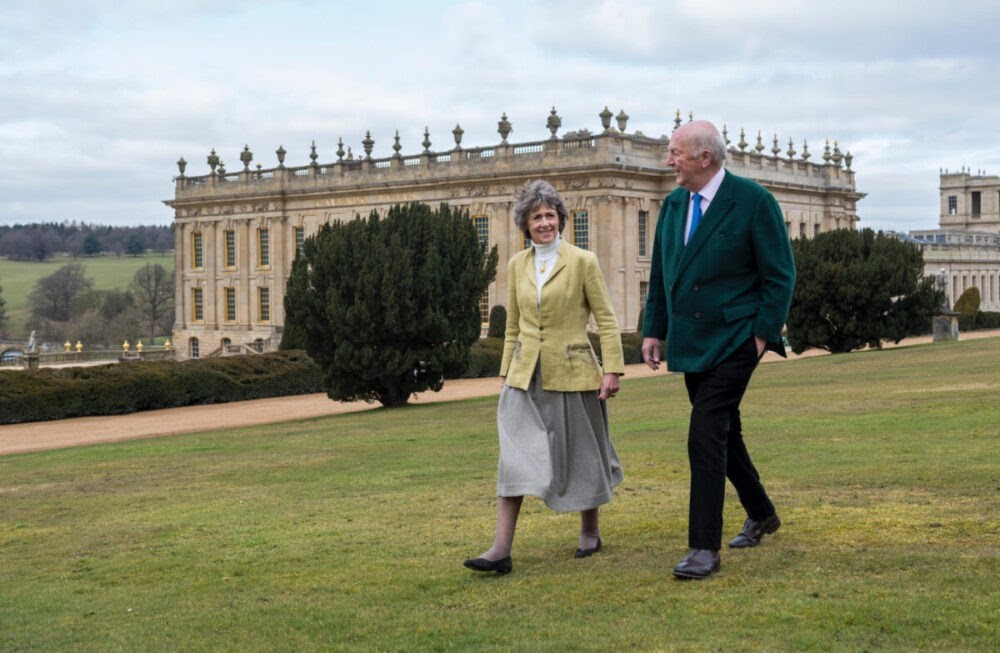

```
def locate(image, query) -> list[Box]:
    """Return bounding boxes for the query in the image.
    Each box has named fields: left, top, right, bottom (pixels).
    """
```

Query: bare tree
left=129, top=263, right=174, bottom=342
left=28, top=263, right=94, bottom=322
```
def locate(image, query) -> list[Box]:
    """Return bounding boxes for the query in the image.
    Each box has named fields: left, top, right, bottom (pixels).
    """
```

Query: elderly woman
left=464, top=179, right=625, bottom=575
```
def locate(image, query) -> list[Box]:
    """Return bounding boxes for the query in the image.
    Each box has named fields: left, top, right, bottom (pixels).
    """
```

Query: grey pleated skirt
left=496, top=365, right=623, bottom=512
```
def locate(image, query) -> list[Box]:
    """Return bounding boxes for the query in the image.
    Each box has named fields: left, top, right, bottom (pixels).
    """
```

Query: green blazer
left=501, top=240, right=625, bottom=391
left=642, top=170, right=796, bottom=373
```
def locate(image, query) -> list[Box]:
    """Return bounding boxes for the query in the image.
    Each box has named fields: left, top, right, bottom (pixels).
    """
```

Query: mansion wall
left=165, top=109, right=864, bottom=360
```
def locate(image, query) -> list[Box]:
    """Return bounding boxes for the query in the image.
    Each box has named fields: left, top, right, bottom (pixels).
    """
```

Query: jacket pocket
left=723, top=302, right=758, bottom=323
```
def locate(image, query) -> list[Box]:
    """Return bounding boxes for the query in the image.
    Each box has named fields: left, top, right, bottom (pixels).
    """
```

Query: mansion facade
left=165, top=108, right=863, bottom=360
left=900, top=169, right=1000, bottom=312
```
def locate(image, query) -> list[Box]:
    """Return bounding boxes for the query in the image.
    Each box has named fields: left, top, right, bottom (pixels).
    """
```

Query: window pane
left=573, top=211, right=589, bottom=250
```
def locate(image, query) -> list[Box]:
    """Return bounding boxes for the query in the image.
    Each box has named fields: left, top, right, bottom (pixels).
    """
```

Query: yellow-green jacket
left=500, top=240, right=625, bottom=391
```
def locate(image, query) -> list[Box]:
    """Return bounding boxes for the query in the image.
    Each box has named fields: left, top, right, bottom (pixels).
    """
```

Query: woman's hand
left=598, top=373, right=620, bottom=400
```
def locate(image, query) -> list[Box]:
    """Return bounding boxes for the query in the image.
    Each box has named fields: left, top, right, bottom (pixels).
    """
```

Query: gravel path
left=3, top=331, right=994, bottom=456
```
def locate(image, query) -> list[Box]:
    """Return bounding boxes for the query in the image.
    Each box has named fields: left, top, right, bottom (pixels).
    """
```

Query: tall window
left=473, top=216, right=489, bottom=247
left=572, top=211, right=589, bottom=250
left=224, top=230, right=236, bottom=268
left=258, top=227, right=270, bottom=266
left=293, top=226, right=305, bottom=258
left=192, top=232, right=203, bottom=269
left=638, top=210, right=648, bottom=257
left=189, top=337, right=200, bottom=359
left=192, top=288, right=204, bottom=321
left=224, top=287, right=236, bottom=321
left=479, top=290, right=490, bottom=326
left=640, top=281, right=649, bottom=309
left=258, top=287, right=271, bottom=322
left=948, top=195, right=957, bottom=215
left=972, top=191, right=981, bottom=217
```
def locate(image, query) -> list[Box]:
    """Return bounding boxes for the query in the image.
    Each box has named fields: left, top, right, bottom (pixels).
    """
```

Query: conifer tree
left=787, top=228, right=943, bottom=353
left=282, top=203, right=498, bottom=407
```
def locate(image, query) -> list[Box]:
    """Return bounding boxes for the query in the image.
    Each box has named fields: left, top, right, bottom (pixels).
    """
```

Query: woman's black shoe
left=574, top=537, right=602, bottom=559
left=463, top=556, right=512, bottom=574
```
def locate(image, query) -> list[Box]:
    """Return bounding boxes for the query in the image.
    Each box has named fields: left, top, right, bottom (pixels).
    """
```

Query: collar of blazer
left=524, top=239, right=571, bottom=288
left=674, top=171, right=736, bottom=272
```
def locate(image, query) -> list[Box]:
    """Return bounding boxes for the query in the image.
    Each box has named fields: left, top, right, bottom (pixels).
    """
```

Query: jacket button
left=539, top=326, right=544, bottom=331
left=694, top=312, right=702, bottom=319
left=540, top=337, right=545, bottom=342
left=693, top=284, right=700, bottom=291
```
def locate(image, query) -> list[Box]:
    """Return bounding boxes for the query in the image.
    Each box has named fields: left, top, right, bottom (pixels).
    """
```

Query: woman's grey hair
left=512, top=179, right=569, bottom=238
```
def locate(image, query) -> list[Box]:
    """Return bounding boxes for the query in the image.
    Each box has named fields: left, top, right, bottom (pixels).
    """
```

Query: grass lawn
left=1, top=338, right=997, bottom=651
left=0, top=253, right=174, bottom=338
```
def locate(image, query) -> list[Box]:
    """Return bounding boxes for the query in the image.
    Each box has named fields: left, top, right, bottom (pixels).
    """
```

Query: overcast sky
left=2, top=0, right=998, bottom=232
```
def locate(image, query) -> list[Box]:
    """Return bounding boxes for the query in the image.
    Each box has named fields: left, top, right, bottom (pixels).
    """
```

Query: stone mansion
left=164, top=108, right=863, bottom=360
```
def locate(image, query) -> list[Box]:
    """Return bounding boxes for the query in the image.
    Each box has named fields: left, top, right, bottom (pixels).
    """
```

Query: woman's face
left=527, top=202, right=559, bottom=245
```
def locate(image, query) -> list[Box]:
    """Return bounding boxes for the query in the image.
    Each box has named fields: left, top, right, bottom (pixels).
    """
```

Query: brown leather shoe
left=728, top=513, right=781, bottom=548
left=672, top=549, right=720, bottom=579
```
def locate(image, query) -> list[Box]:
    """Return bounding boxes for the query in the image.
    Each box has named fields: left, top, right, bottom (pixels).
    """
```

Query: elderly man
left=642, top=120, right=796, bottom=579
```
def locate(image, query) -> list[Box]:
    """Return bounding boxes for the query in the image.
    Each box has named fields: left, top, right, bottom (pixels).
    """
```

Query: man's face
left=666, top=128, right=709, bottom=192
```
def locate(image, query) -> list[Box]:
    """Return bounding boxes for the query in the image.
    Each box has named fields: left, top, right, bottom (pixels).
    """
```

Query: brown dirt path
left=2, top=331, right=996, bottom=456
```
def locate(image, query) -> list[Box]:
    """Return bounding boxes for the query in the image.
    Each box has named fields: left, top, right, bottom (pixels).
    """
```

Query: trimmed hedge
left=960, top=310, right=1000, bottom=332
left=0, top=351, right=323, bottom=425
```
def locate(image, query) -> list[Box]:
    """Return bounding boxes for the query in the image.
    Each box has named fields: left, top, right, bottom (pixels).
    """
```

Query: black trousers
left=683, top=336, right=775, bottom=550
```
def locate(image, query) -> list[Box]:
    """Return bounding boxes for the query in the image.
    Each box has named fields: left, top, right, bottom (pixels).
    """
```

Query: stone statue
left=936, top=269, right=949, bottom=312
left=25, top=330, right=37, bottom=354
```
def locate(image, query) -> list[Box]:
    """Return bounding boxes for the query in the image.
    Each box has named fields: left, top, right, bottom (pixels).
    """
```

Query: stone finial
left=240, top=145, right=253, bottom=170
left=276, top=145, right=286, bottom=167
left=722, top=124, right=729, bottom=146
left=599, top=106, right=613, bottom=132
left=832, top=140, right=843, bottom=166
left=422, top=127, right=432, bottom=153
left=822, top=139, right=831, bottom=163
left=207, top=148, right=219, bottom=174
left=498, top=113, right=512, bottom=143
left=688, top=111, right=694, bottom=123
left=754, top=131, right=765, bottom=154
left=177, top=157, right=187, bottom=176
left=452, top=124, right=464, bottom=149
left=346, top=146, right=353, bottom=161
left=616, top=109, right=629, bottom=132
left=674, top=109, right=682, bottom=131
left=392, top=130, right=402, bottom=159
left=771, top=134, right=781, bottom=157
left=547, top=107, right=561, bottom=139
left=309, top=140, right=319, bottom=167
left=844, top=151, right=853, bottom=170
left=217, top=160, right=226, bottom=175
left=362, top=131, right=374, bottom=159
left=786, top=137, right=796, bottom=160
left=337, top=137, right=345, bottom=161
left=801, top=140, right=811, bottom=161
left=738, top=128, right=747, bottom=151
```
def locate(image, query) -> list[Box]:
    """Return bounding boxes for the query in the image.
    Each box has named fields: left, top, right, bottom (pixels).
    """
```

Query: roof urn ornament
left=422, top=126, right=432, bottom=153
left=498, top=113, right=512, bottom=143
left=599, top=106, right=613, bottom=132
left=754, top=131, right=765, bottom=154
left=786, top=138, right=796, bottom=160
left=177, top=157, right=187, bottom=176
left=309, top=140, right=319, bottom=167
left=832, top=140, right=843, bottom=167
left=452, top=124, right=464, bottom=149
left=738, top=128, right=748, bottom=152
left=822, top=139, right=832, bottom=163
left=616, top=109, right=629, bottom=132
left=392, top=130, right=402, bottom=158
left=771, top=134, right=781, bottom=157
left=276, top=145, right=286, bottom=168
left=336, top=137, right=345, bottom=161
left=207, top=148, right=219, bottom=174
left=547, top=107, right=561, bottom=139
left=362, top=131, right=374, bottom=159
left=722, top=124, right=729, bottom=146
left=674, top=109, right=682, bottom=131
left=240, top=145, right=253, bottom=170
left=801, top=140, right=811, bottom=161
left=844, top=151, right=853, bottom=170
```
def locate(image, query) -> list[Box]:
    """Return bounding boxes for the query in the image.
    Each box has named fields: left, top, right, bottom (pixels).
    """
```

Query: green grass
left=1, top=339, right=998, bottom=651
left=0, top=253, right=174, bottom=338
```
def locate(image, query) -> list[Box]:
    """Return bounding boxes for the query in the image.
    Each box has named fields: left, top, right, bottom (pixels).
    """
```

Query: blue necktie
left=687, top=193, right=703, bottom=243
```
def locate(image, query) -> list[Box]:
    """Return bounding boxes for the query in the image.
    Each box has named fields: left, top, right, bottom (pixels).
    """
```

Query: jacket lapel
left=674, top=172, right=735, bottom=275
